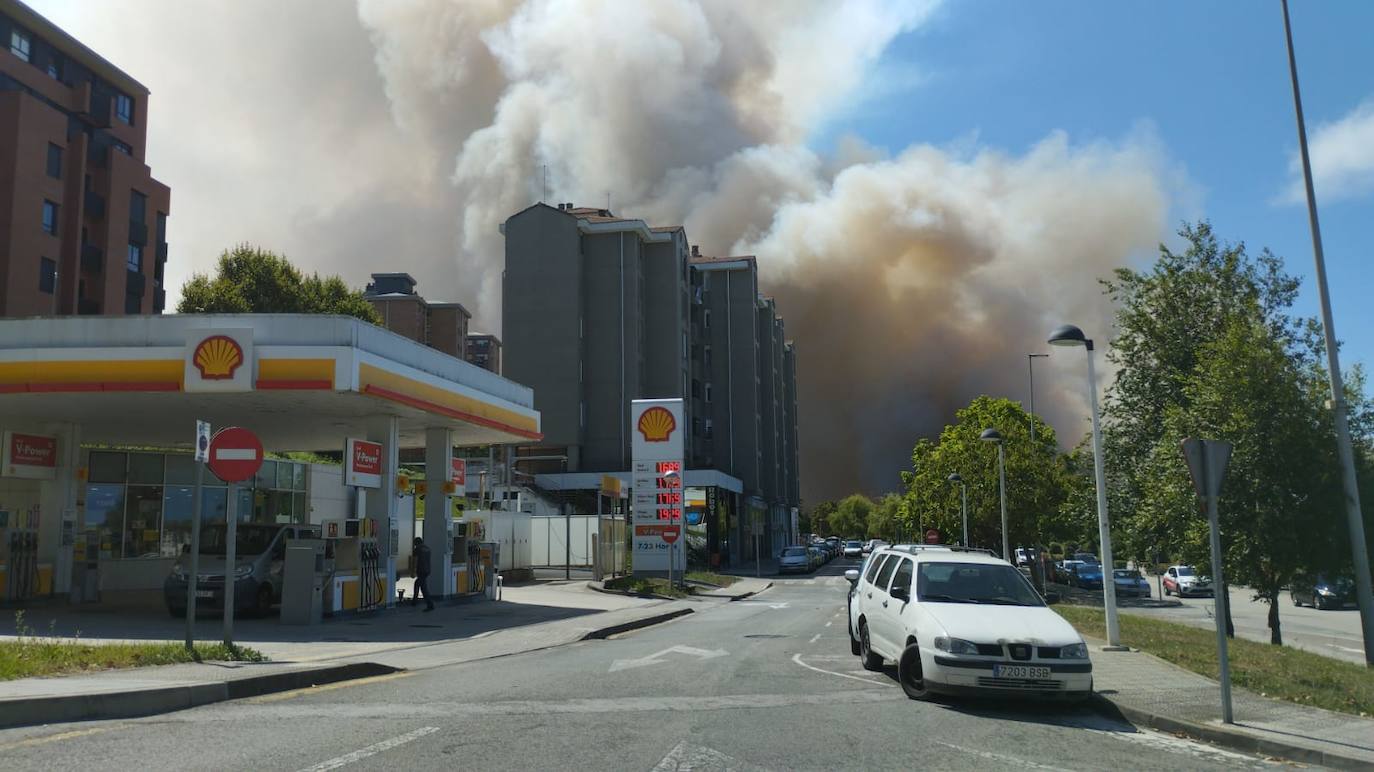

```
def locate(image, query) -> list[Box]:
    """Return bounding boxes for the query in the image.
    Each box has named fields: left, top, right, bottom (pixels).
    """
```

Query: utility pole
left=1027, top=353, right=1049, bottom=446
left=1282, top=0, right=1374, bottom=667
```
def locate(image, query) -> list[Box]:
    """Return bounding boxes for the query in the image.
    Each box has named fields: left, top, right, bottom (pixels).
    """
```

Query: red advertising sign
left=451, top=458, right=467, bottom=486
left=924, top=528, right=941, bottom=545
left=2, top=431, right=57, bottom=480
left=345, top=438, right=383, bottom=488
left=207, top=427, right=264, bottom=484
left=662, top=525, right=681, bottom=544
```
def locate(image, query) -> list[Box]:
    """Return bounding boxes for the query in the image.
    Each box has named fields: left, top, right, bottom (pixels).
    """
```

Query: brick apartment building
left=363, top=272, right=471, bottom=359
left=0, top=0, right=170, bottom=317
left=464, top=333, right=501, bottom=374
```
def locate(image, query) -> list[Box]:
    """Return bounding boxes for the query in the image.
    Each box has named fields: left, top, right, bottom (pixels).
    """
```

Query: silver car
left=778, top=546, right=811, bottom=574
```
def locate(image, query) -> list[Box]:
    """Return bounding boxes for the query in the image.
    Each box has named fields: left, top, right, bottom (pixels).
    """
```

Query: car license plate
left=993, top=664, right=1049, bottom=680
left=196, top=590, right=214, bottom=598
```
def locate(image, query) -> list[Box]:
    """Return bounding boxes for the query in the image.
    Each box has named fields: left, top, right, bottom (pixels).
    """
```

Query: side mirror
left=1044, top=591, right=1061, bottom=605
left=891, top=586, right=909, bottom=602
left=844, top=569, right=860, bottom=584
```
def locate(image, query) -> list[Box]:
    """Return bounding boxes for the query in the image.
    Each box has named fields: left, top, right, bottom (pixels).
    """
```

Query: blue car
left=1071, top=562, right=1104, bottom=590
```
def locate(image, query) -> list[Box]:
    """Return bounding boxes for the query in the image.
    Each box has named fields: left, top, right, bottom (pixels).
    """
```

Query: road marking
left=933, top=741, right=1064, bottom=770
left=249, top=671, right=414, bottom=703
left=808, top=633, right=821, bottom=643
left=790, top=652, right=893, bottom=687
left=0, top=726, right=111, bottom=751
left=297, top=726, right=439, bottom=771
left=610, top=644, right=728, bottom=672
left=824, top=621, right=832, bottom=627
left=651, top=739, right=765, bottom=772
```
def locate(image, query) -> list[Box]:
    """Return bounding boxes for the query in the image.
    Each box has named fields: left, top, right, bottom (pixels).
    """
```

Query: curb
left=583, top=580, right=679, bottom=601
left=580, top=607, right=694, bottom=640
left=0, top=661, right=398, bottom=730
left=1089, top=694, right=1368, bottom=770
left=725, top=581, right=772, bottom=602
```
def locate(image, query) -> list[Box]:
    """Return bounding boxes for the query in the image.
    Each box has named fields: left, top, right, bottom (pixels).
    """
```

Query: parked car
left=1072, top=552, right=1100, bottom=564
left=807, top=545, right=824, bottom=570
left=843, top=540, right=864, bottom=559
left=845, top=545, right=1092, bottom=702
left=863, top=539, right=887, bottom=555
left=1070, top=562, right=1104, bottom=590
left=1161, top=565, right=1213, bottom=597
left=1056, top=560, right=1084, bottom=584
left=826, top=536, right=842, bottom=556
left=1291, top=574, right=1356, bottom=610
left=165, top=523, right=319, bottom=618
left=1112, top=568, right=1151, bottom=598
left=778, top=546, right=812, bottom=574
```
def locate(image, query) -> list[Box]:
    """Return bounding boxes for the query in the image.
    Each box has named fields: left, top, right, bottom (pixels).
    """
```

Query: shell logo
left=637, top=406, right=677, bottom=442
left=192, top=335, right=245, bottom=380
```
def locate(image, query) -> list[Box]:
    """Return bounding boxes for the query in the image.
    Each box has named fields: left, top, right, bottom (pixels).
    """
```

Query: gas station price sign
left=630, top=399, right=684, bottom=573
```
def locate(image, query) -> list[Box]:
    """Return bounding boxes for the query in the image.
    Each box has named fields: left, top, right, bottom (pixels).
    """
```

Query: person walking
left=412, top=536, right=435, bottom=612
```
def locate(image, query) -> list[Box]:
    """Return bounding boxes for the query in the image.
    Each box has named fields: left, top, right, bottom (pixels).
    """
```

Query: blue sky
left=830, top=0, right=1374, bottom=374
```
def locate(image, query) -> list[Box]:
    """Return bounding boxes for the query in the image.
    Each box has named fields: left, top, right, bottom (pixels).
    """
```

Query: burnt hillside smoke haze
left=68, top=0, right=1181, bottom=502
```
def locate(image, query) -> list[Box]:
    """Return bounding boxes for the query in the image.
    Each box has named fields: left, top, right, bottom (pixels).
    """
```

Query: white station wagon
left=846, top=545, right=1093, bottom=701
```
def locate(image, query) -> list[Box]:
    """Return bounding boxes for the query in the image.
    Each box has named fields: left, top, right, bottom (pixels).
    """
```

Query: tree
left=178, top=244, right=382, bottom=324
left=903, top=396, right=1073, bottom=552
left=866, top=493, right=905, bottom=541
left=829, top=495, right=873, bottom=539
left=806, top=500, right=838, bottom=537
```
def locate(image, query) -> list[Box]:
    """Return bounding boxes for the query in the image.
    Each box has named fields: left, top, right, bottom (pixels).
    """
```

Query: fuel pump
left=320, top=518, right=382, bottom=614
left=3, top=529, right=40, bottom=602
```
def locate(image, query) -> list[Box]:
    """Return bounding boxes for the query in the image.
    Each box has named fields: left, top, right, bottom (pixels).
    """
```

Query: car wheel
left=254, top=585, right=274, bottom=617
left=859, top=621, right=883, bottom=671
left=1315, top=594, right=1328, bottom=611
left=1291, top=592, right=1302, bottom=607
left=898, top=643, right=931, bottom=700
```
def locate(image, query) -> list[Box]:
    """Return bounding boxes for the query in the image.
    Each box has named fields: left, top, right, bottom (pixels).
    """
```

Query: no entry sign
left=662, top=525, right=681, bottom=544
left=207, top=427, right=263, bottom=483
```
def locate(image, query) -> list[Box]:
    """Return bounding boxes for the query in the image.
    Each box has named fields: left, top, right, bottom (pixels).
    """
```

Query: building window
left=704, top=383, right=713, bottom=404
left=125, top=288, right=141, bottom=314
left=46, top=53, right=62, bottom=80
left=39, top=257, right=56, bottom=293
left=704, top=419, right=714, bottom=440
left=156, top=211, right=167, bottom=243
left=115, top=93, right=133, bottom=124
left=42, top=200, right=58, bottom=235
left=46, top=143, right=62, bottom=179
left=130, top=190, right=147, bottom=223
left=704, top=345, right=712, bottom=367
left=703, top=310, right=711, bottom=329
left=112, top=140, right=131, bottom=156
left=10, top=29, right=30, bottom=62
left=127, top=242, right=142, bottom=271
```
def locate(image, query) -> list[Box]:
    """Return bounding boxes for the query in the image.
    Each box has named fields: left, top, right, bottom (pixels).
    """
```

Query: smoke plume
left=45, top=0, right=1179, bottom=501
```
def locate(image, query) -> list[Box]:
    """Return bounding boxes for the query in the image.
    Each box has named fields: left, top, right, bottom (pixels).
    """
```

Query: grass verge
left=684, top=571, right=741, bottom=588
left=1, top=610, right=267, bottom=681
left=603, top=576, right=692, bottom=599
left=1054, top=604, right=1373, bottom=717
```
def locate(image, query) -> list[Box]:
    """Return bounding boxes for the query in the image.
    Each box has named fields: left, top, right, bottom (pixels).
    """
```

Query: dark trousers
left=413, top=574, right=434, bottom=609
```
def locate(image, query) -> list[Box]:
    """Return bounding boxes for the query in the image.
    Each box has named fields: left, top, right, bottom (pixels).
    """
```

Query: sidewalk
left=0, top=582, right=692, bottom=730
left=694, top=577, right=771, bottom=600
left=1087, top=634, right=1374, bottom=768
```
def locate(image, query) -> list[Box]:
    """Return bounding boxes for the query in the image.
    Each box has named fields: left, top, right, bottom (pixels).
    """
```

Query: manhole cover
left=744, top=634, right=788, bottom=639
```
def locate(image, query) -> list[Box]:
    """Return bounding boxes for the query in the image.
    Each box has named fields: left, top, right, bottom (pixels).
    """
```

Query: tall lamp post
left=979, top=429, right=1009, bottom=562
left=947, top=473, right=969, bottom=547
left=1281, top=0, right=1374, bottom=667
left=664, top=469, right=682, bottom=588
left=1027, top=353, right=1049, bottom=446
left=1048, top=324, right=1121, bottom=648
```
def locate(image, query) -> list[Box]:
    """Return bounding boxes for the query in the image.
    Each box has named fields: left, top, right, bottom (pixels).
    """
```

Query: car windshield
left=197, top=525, right=278, bottom=557
left=782, top=547, right=807, bottom=557
left=846, top=541, right=862, bottom=548
left=1114, top=569, right=1141, bottom=579
left=1177, top=567, right=1195, bottom=577
left=917, top=562, right=1045, bottom=607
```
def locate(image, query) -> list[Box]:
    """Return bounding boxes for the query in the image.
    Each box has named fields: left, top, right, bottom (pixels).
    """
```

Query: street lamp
left=1027, top=353, right=1049, bottom=446
left=663, top=468, right=682, bottom=588
left=947, top=473, right=969, bottom=547
left=979, top=428, right=1009, bottom=563
left=1048, top=323, right=1121, bottom=648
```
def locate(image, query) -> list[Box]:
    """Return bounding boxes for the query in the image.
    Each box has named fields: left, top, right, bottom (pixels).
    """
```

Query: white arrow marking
left=768, top=602, right=790, bottom=609
left=609, top=644, right=729, bottom=673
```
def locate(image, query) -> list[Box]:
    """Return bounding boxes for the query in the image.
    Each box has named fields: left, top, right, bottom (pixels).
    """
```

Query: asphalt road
left=1117, top=582, right=1366, bottom=664
left=0, top=558, right=1290, bottom=771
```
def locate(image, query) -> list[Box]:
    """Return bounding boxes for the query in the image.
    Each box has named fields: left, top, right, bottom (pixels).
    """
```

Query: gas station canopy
left=0, top=314, right=541, bottom=449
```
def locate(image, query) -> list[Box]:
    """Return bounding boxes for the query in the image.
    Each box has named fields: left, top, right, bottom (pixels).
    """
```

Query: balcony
left=87, top=143, right=108, bottom=168
left=128, top=220, right=147, bottom=245
left=156, top=241, right=168, bottom=262
left=80, top=243, right=103, bottom=273
left=125, top=269, right=146, bottom=295
left=84, top=191, right=105, bottom=220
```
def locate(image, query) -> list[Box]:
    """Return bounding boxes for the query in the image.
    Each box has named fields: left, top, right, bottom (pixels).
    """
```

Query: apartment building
left=363, top=272, right=470, bottom=360
left=0, top=0, right=170, bottom=317
left=501, top=202, right=800, bottom=565
left=465, top=333, right=501, bottom=374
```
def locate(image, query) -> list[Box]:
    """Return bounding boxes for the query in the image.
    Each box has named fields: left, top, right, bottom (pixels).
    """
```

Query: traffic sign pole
left=223, top=484, right=237, bottom=648
left=1182, top=437, right=1234, bottom=724
left=206, top=426, right=264, bottom=651
left=186, top=420, right=210, bottom=652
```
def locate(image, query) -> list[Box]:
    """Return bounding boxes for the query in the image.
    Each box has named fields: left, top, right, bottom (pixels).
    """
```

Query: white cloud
left=1288, top=99, right=1374, bottom=203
